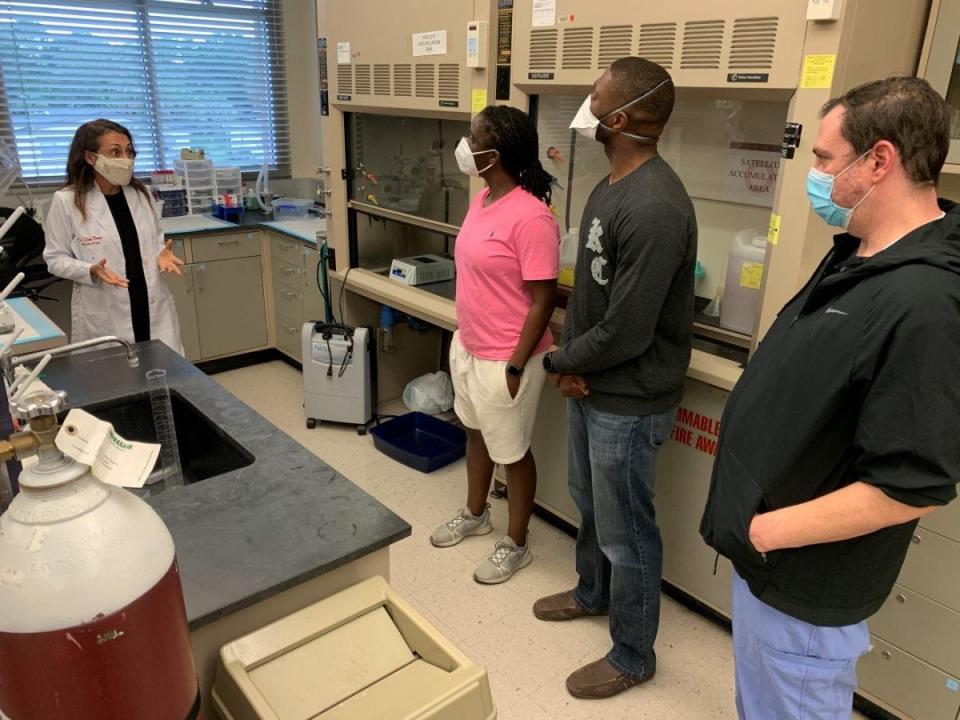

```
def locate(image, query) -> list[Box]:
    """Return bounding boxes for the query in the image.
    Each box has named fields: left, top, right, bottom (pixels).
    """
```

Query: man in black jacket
left=701, top=76, right=960, bottom=718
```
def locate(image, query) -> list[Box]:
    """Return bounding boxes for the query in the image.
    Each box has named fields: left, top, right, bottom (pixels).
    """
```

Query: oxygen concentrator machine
left=302, top=323, right=374, bottom=434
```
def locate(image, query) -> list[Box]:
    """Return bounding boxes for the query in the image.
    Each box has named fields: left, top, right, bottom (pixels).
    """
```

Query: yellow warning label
left=768, top=213, right=781, bottom=246
left=740, top=262, right=764, bottom=290
left=472, top=89, right=488, bottom=114
left=800, top=54, right=836, bottom=89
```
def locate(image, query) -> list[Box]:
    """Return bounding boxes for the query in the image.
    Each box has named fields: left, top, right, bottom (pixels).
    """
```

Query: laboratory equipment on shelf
left=389, top=254, right=455, bottom=286
left=0, top=376, right=198, bottom=719
left=302, top=323, right=373, bottom=433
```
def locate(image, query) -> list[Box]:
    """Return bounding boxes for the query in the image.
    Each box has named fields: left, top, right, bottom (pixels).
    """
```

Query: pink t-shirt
left=455, top=186, right=560, bottom=360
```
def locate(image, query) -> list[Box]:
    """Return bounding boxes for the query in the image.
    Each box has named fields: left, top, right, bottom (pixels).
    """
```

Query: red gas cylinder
left=0, top=390, right=198, bottom=719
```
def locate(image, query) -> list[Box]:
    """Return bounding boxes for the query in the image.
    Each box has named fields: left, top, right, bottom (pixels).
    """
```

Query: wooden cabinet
left=268, top=234, right=330, bottom=362
left=164, top=231, right=268, bottom=362
left=163, top=266, right=201, bottom=362
left=194, top=257, right=268, bottom=359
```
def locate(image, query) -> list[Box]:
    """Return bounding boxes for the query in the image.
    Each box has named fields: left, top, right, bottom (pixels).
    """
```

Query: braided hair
left=478, top=106, right=553, bottom=205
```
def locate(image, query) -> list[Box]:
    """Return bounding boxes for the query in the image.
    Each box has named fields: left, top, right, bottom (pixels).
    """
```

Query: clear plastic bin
left=215, top=167, right=243, bottom=197
left=272, top=197, right=313, bottom=220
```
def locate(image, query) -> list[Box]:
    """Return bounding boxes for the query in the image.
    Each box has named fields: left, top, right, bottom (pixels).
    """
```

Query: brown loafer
left=533, top=589, right=607, bottom=621
left=566, top=657, right=653, bottom=699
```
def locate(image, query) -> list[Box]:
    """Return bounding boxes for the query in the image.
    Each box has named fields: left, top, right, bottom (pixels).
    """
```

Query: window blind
left=0, top=0, right=289, bottom=181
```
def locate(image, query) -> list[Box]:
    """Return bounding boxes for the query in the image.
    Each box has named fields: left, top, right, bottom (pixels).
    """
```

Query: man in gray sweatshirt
left=534, top=57, right=697, bottom=699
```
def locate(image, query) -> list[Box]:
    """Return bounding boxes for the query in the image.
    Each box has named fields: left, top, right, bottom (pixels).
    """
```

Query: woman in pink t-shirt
left=430, top=106, right=560, bottom=584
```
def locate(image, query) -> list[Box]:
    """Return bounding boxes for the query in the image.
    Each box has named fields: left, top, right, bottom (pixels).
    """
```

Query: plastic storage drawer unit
left=212, top=576, right=496, bottom=720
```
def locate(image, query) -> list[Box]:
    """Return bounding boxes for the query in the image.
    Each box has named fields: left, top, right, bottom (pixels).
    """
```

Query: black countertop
left=41, top=340, right=411, bottom=630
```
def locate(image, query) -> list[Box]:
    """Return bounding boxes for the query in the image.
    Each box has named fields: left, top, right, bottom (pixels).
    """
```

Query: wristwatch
left=542, top=352, right=557, bottom=374
left=506, top=363, right=524, bottom=378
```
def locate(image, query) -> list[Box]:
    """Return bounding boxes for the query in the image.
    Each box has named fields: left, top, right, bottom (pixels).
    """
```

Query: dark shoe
left=533, top=589, right=606, bottom=621
left=566, top=657, right=653, bottom=699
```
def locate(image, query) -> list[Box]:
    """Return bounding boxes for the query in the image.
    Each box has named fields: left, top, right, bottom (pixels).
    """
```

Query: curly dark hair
left=477, top=105, right=553, bottom=205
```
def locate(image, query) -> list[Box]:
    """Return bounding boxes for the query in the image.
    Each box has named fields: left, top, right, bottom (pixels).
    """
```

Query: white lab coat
left=43, top=184, right=184, bottom=355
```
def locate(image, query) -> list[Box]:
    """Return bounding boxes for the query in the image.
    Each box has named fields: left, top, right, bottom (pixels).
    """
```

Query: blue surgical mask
left=806, top=150, right=874, bottom=229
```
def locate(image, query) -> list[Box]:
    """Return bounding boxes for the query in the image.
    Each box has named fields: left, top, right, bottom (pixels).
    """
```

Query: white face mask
left=569, top=78, right=671, bottom=142
left=455, top=137, right=497, bottom=176
left=93, top=154, right=134, bottom=186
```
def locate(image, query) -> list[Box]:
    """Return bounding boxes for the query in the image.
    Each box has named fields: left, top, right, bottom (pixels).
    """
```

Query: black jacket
left=700, top=199, right=960, bottom=627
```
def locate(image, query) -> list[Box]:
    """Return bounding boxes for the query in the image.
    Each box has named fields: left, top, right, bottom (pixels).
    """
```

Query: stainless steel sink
left=69, top=391, right=254, bottom=486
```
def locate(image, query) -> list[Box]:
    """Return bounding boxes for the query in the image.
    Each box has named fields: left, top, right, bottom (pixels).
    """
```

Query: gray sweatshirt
left=552, top=155, right=697, bottom=415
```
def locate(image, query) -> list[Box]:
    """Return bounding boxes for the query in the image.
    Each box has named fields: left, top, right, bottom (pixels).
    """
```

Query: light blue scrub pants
left=733, top=571, right=871, bottom=719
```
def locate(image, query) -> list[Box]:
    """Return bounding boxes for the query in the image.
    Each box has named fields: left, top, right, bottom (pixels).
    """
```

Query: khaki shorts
left=449, top=332, right=547, bottom=465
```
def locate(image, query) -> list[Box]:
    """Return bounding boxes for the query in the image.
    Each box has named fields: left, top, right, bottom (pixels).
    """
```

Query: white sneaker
left=430, top=505, right=493, bottom=547
left=473, top=536, right=532, bottom=584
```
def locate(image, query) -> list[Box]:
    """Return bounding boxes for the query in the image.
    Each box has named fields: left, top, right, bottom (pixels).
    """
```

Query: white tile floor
left=214, top=360, right=871, bottom=720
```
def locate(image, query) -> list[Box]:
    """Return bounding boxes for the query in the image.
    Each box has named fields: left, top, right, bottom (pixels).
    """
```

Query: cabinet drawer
left=270, top=235, right=304, bottom=267
left=922, top=500, right=960, bottom=544
left=858, top=638, right=960, bottom=720
left=272, top=257, right=304, bottom=288
left=871, top=584, right=960, bottom=678
left=191, top=231, right=260, bottom=263
left=273, top=284, right=304, bottom=326
left=276, top=315, right=302, bottom=359
left=898, top=528, right=960, bottom=611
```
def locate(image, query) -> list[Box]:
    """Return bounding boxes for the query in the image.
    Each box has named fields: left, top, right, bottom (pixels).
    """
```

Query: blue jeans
left=568, top=399, right=673, bottom=678
left=733, top=571, right=870, bottom=719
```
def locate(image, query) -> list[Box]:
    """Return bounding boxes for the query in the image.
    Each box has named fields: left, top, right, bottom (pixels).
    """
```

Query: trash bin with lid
left=212, top=576, right=496, bottom=719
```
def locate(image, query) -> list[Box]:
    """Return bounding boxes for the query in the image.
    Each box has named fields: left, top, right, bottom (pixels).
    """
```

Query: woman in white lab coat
left=44, top=119, right=184, bottom=354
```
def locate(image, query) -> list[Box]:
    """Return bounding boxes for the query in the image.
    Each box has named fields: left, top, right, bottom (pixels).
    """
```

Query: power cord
left=338, top=266, right=353, bottom=325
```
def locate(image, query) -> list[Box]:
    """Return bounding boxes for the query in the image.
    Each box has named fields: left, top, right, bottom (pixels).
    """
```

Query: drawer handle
left=912, top=534, right=922, bottom=544
left=896, top=594, right=906, bottom=604
left=283, top=243, right=295, bottom=250
left=881, top=650, right=892, bottom=660
left=286, top=326, right=298, bottom=334
left=284, top=291, right=298, bottom=299
left=217, top=238, right=241, bottom=246
left=283, top=267, right=300, bottom=275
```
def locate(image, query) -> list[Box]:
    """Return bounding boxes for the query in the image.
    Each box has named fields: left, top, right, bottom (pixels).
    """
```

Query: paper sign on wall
left=337, top=41, right=351, bottom=65
left=740, top=262, right=764, bottom=290
left=768, top=213, right=781, bottom=246
left=800, top=54, right=836, bottom=89
left=532, top=0, right=556, bottom=27
left=472, top=89, right=488, bottom=114
left=413, top=30, right=447, bottom=57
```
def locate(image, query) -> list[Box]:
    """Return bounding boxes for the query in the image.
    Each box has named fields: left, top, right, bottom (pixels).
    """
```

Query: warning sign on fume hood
left=413, top=30, right=447, bottom=57
left=532, top=0, right=556, bottom=27
left=723, top=147, right=780, bottom=208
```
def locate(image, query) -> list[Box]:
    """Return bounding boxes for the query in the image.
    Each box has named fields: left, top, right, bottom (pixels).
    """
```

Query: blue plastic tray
left=370, top=412, right=466, bottom=473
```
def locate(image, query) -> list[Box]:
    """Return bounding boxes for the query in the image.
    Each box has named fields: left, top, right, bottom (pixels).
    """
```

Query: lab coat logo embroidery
left=586, top=218, right=608, bottom=285
left=79, top=235, right=103, bottom=246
